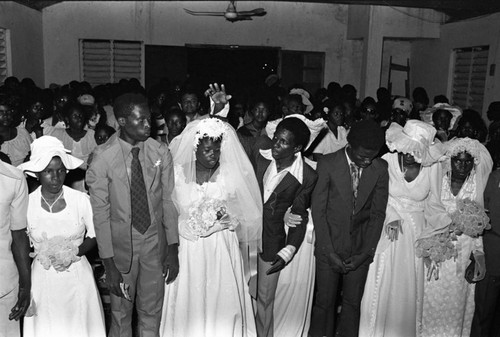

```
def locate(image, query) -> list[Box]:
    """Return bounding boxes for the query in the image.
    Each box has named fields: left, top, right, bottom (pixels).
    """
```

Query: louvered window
left=0, top=28, right=11, bottom=84
left=80, top=39, right=143, bottom=86
left=452, top=46, right=489, bottom=112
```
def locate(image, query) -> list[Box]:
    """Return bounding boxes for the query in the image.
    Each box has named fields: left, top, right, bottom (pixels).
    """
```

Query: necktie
left=350, top=163, right=360, bottom=209
left=130, top=147, right=151, bottom=234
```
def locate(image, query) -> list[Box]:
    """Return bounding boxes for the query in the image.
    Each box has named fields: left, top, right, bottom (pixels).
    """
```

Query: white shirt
left=0, top=161, right=28, bottom=296
left=314, top=126, right=348, bottom=155
left=260, top=149, right=303, bottom=203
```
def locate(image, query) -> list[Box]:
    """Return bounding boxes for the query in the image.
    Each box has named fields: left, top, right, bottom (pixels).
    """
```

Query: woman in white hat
left=359, top=120, right=448, bottom=337
left=18, top=136, right=105, bottom=337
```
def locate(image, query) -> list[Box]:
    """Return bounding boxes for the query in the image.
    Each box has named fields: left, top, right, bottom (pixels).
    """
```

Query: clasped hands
left=324, top=251, right=369, bottom=274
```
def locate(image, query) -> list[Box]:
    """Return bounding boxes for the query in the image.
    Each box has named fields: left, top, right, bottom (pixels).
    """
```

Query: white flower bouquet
left=30, top=233, right=81, bottom=271
left=186, top=197, right=236, bottom=236
left=416, top=231, right=457, bottom=267
left=450, top=198, right=490, bottom=238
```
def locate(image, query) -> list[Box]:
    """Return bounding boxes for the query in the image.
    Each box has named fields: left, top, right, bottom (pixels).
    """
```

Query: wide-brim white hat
left=17, top=136, right=83, bottom=177
left=386, top=120, right=446, bottom=166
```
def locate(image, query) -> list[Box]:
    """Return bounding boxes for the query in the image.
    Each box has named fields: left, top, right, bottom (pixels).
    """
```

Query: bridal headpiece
left=193, top=117, right=230, bottom=150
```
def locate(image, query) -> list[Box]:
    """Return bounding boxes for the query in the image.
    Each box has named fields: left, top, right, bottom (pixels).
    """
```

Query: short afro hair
left=347, top=120, right=384, bottom=152
left=113, top=93, right=148, bottom=120
left=276, top=117, right=311, bottom=151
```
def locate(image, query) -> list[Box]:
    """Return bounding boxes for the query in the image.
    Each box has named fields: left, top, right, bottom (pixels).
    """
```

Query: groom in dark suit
left=253, top=117, right=318, bottom=337
left=309, top=120, right=388, bottom=337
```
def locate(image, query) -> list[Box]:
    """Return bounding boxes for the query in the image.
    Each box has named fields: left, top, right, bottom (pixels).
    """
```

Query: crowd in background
left=1, top=72, right=500, bottom=337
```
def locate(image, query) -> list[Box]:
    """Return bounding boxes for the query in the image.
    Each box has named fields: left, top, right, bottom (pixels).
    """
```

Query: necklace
left=399, top=154, right=422, bottom=180
left=41, top=190, right=64, bottom=213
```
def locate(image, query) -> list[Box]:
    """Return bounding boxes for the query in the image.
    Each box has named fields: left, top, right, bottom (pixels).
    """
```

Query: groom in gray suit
left=87, top=93, right=179, bottom=337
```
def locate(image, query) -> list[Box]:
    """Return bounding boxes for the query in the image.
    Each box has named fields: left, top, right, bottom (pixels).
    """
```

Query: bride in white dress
left=359, top=121, right=448, bottom=337
left=160, top=117, right=262, bottom=337
left=419, top=137, right=492, bottom=337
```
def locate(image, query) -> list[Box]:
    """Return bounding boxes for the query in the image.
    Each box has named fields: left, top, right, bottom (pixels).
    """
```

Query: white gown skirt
left=160, top=229, right=256, bottom=337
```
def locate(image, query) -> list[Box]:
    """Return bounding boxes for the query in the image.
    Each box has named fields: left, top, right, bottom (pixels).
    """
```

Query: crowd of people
left=1, top=73, right=499, bottom=337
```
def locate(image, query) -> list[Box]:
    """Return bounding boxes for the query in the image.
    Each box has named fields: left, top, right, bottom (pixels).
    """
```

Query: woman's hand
left=204, top=83, right=232, bottom=104
left=217, top=213, right=238, bottom=231
left=179, top=223, right=199, bottom=242
left=385, top=220, right=403, bottom=241
left=200, top=220, right=229, bottom=238
left=283, top=208, right=303, bottom=228
left=50, top=256, right=70, bottom=272
left=426, top=260, right=440, bottom=281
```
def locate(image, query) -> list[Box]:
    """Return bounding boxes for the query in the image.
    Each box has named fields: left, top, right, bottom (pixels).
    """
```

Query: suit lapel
left=143, top=140, right=158, bottom=191
left=354, top=166, right=377, bottom=214
left=108, top=136, right=130, bottom=189
left=271, top=172, right=299, bottom=197
left=331, top=153, right=353, bottom=206
left=256, top=154, right=271, bottom=198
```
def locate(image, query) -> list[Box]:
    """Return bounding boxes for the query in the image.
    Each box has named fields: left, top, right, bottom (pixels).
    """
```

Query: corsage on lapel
left=154, top=159, right=162, bottom=168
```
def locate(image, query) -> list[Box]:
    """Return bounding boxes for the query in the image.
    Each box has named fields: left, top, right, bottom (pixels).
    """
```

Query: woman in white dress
left=359, top=120, right=448, bottom=337
left=419, top=137, right=492, bottom=337
left=46, top=102, right=97, bottom=191
left=18, top=136, right=105, bottom=337
left=160, top=117, right=262, bottom=337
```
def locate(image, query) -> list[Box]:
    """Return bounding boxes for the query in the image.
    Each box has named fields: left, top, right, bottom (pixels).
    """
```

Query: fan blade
left=184, top=9, right=226, bottom=16
left=235, top=15, right=253, bottom=21
left=237, top=8, right=266, bottom=16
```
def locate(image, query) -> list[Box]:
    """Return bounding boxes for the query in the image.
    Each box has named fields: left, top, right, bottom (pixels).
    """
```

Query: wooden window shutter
left=452, top=46, right=489, bottom=112
left=113, top=40, right=142, bottom=83
left=81, top=39, right=143, bottom=86
left=81, top=39, right=112, bottom=87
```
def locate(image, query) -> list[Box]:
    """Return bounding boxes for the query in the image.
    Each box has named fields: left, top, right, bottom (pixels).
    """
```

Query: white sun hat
left=17, top=136, right=83, bottom=177
left=385, top=119, right=446, bottom=166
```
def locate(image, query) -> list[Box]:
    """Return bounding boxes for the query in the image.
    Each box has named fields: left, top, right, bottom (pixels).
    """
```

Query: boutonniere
left=154, top=159, right=161, bottom=168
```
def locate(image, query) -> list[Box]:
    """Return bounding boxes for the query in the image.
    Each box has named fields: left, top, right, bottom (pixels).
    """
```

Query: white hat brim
left=18, top=150, right=84, bottom=177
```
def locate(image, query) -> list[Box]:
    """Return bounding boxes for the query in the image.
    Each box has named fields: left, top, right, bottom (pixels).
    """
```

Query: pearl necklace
left=41, top=190, right=64, bottom=213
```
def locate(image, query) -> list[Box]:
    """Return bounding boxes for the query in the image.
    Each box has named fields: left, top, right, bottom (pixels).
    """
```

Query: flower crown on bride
left=193, top=118, right=229, bottom=150
left=445, top=137, right=481, bottom=166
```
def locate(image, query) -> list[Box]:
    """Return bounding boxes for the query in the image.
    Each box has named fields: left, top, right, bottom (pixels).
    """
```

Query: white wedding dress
left=273, top=213, right=315, bottom=337
left=420, top=174, right=482, bottom=337
left=359, top=153, right=446, bottom=337
left=23, top=186, right=105, bottom=337
left=160, top=168, right=256, bottom=337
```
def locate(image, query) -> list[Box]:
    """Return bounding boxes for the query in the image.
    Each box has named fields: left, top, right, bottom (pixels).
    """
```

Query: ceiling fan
left=184, top=1, right=267, bottom=22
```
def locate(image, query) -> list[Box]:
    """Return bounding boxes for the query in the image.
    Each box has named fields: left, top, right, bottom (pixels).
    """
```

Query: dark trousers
left=309, top=257, right=369, bottom=337
left=470, top=273, right=500, bottom=337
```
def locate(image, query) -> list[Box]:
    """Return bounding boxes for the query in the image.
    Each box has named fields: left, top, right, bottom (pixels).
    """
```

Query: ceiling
left=13, top=0, right=500, bottom=22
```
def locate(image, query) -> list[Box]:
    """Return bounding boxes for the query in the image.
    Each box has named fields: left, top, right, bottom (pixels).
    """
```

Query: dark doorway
left=145, top=44, right=279, bottom=95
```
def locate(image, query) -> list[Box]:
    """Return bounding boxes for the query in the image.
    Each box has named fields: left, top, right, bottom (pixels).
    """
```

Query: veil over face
left=169, top=117, right=263, bottom=249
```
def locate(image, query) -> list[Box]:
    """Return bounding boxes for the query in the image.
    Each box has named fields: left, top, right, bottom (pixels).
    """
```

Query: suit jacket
left=86, top=133, right=179, bottom=273
left=312, top=148, right=388, bottom=263
left=254, top=152, right=318, bottom=262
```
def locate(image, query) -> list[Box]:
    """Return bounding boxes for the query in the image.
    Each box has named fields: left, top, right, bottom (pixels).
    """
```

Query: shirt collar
left=117, top=132, right=145, bottom=155
left=260, top=148, right=303, bottom=184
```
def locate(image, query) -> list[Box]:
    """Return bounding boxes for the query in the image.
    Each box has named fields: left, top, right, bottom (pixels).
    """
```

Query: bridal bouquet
left=450, top=198, right=490, bottom=238
left=416, top=231, right=457, bottom=267
left=187, top=197, right=229, bottom=236
left=30, top=233, right=81, bottom=271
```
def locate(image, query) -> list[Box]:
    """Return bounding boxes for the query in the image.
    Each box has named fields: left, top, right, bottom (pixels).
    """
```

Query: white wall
left=0, top=2, right=44, bottom=86
left=42, top=1, right=363, bottom=89
left=381, top=40, right=411, bottom=97
left=412, top=12, right=500, bottom=114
